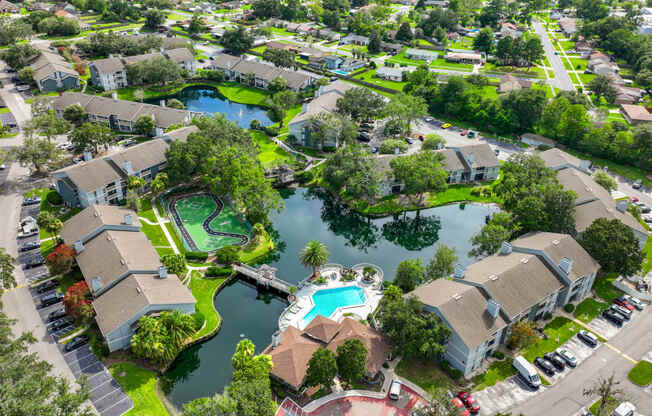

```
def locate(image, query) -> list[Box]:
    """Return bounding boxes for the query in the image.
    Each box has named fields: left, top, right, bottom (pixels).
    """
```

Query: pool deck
left=278, top=263, right=384, bottom=332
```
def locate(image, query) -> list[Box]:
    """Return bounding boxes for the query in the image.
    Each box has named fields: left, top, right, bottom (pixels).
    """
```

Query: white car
left=623, top=294, right=645, bottom=311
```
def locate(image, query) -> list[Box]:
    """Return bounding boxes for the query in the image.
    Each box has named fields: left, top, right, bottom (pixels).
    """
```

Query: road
left=533, top=20, right=574, bottom=91
left=512, top=305, right=652, bottom=416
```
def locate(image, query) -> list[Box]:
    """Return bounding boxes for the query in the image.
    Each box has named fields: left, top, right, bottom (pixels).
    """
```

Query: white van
left=513, top=355, right=541, bottom=389
left=612, top=402, right=636, bottom=416
left=389, top=380, right=401, bottom=400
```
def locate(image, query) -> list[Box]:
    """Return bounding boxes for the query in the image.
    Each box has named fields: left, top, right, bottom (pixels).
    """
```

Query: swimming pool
left=302, top=286, right=366, bottom=325
left=331, top=69, right=349, bottom=75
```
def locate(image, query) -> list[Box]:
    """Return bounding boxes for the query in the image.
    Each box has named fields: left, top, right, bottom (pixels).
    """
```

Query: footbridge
left=233, top=263, right=294, bottom=296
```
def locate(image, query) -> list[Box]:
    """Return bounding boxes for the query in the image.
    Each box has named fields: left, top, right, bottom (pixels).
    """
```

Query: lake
left=148, top=86, right=272, bottom=128
left=162, top=187, right=499, bottom=407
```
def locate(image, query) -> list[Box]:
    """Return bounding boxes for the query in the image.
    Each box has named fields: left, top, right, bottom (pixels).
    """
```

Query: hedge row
left=185, top=251, right=209, bottom=261
left=205, top=266, right=232, bottom=277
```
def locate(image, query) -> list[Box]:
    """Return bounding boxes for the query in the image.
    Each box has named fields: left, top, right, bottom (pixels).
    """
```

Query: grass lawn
left=165, top=222, right=186, bottom=254
left=569, top=58, right=587, bottom=71
left=251, top=131, right=294, bottom=168
left=167, top=12, right=187, bottom=20
left=395, top=356, right=456, bottom=394
left=140, top=223, right=169, bottom=247
left=522, top=317, right=581, bottom=362
left=482, top=63, right=545, bottom=78
left=190, top=270, right=227, bottom=339
left=138, top=197, right=157, bottom=223
left=573, top=298, right=608, bottom=324
left=642, top=236, right=652, bottom=275
left=429, top=57, right=473, bottom=72
left=590, top=397, right=619, bottom=416
left=26, top=188, right=81, bottom=239
left=564, top=148, right=652, bottom=187
left=277, top=105, right=302, bottom=136
left=593, top=272, right=623, bottom=304
left=238, top=233, right=274, bottom=264
left=109, top=362, right=169, bottom=416
left=628, top=360, right=652, bottom=386
left=216, top=82, right=269, bottom=107
left=558, top=40, right=575, bottom=50
left=473, top=359, right=517, bottom=391
left=58, top=268, right=82, bottom=294
left=577, top=73, right=596, bottom=84
left=40, top=238, right=56, bottom=257
left=386, top=51, right=426, bottom=67
left=353, top=69, right=406, bottom=92
left=155, top=247, right=175, bottom=257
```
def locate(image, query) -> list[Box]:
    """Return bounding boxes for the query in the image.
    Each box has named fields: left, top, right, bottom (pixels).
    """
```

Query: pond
left=163, top=187, right=500, bottom=407
left=146, top=86, right=272, bottom=128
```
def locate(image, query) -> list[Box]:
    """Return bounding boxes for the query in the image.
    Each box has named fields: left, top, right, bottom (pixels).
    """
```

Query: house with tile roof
left=60, top=205, right=195, bottom=352
left=264, top=316, right=390, bottom=392
left=410, top=232, right=599, bottom=376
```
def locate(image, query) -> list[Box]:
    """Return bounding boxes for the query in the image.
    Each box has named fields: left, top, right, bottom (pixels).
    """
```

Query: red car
left=460, top=129, right=468, bottom=136
left=458, top=392, right=480, bottom=413
left=452, top=397, right=471, bottom=416
left=614, top=297, right=635, bottom=311
left=631, top=196, right=639, bottom=203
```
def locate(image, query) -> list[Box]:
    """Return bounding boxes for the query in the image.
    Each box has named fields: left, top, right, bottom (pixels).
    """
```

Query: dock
left=233, top=263, right=294, bottom=296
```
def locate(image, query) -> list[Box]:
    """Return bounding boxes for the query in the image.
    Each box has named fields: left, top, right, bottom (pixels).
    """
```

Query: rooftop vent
left=489, top=274, right=498, bottom=281
left=521, top=257, right=529, bottom=264
left=158, top=266, right=168, bottom=279
left=91, top=276, right=101, bottom=292
left=73, top=240, right=84, bottom=254
left=559, top=257, right=573, bottom=275
left=452, top=293, right=462, bottom=301
left=552, top=239, right=559, bottom=245
left=120, top=258, right=125, bottom=265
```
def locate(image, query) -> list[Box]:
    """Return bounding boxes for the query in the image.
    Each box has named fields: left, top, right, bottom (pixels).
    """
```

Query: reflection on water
left=164, top=187, right=499, bottom=406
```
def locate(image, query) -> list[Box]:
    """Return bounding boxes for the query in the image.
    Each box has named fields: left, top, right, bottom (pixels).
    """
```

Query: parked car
left=389, top=380, right=401, bottom=400
left=358, top=132, right=371, bottom=142
left=614, top=297, right=635, bottom=311
left=371, top=146, right=378, bottom=154
left=460, top=129, right=468, bottom=136
left=18, top=229, right=38, bottom=238
left=513, top=355, right=541, bottom=389
left=622, top=295, right=645, bottom=311
left=633, top=179, right=643, bottom=189
left=24, top=258, right=45, bottom=269
left=534, top=357, right=556, bottom=376
left=47, top=307, right=67, bottom=322
left=457, top=392, right=480, bottom=413
left=612, top=401, right=636, bottom=416
left=544, top=352, right=565, bottom=371
left=359, top=124, right=373, bottom=132
left=418, top=135, right=424, bottom=141
left=18, top=241, right=41, bottom=252
left=65, top=335, right=89, bottom=352
left=40, top=292, right=63, bottom=308
left=451, top=397, right=471, bottom=416
left=555, top=348, right=578, bottom=368
left=578, top=330, right=598, bottom=347
left=22, top=196, right=41, bottom=206
left=122, top=139, right=137, bottom=147
left=47, top=316, right=73, bottom=332
left=630, top=196, right=639, bottom=202
left=603, top=309, right=625, bottom=326
left=20, top=216, right=37, bottom=226
left=441, top=123, right=451, bottom=129
left=405, top=137, right=414, bottom=144
left=610, top=304, right=632, bottom=320
left=468, top=131, right=476, bottom=138
left=36, top=279, right=59, bottom=293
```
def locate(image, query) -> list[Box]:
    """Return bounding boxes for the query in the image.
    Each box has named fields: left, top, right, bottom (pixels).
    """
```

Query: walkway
left=533, top=19, right=574, bottom=91
left=151, top=198, right=180, bottom=254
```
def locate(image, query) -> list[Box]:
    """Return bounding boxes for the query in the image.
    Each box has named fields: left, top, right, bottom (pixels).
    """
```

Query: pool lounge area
left=278, top=263, right=384, bottom=331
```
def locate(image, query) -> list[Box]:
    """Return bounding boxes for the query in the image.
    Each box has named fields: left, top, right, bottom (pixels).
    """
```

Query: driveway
left=533, top=20, right=574, bottom=91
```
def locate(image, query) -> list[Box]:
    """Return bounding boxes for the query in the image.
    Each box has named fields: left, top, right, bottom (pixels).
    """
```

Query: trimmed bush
left=296, top=169, right=314, bottom=183
left=215, top=245, right=239, bottom=265
left=185, top=251, right=209, bottom=261
left=492, top=350, right=505, bottom=360
left=205, top=266, right=232, bottom=277
left=441, top=360, right=462, bottom=380
left=193, top=311, right=205, bottom=331
left=46, top=191, right=63, bottom=205
left=264, top=125, right=279, bottom=137
left=564, top=304, right=575, bottom=313
left=379, top=139, right=408, bottom=154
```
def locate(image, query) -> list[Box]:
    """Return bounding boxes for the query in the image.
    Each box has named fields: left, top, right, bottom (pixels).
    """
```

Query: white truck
left=612, top=402, right=636, bottom=416
left=513, top=355, right=541, bottom=389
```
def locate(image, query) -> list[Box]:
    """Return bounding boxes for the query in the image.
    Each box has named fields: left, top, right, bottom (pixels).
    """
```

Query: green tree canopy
left=299, top=240, right=330, bottom=277
left=305, top=347, right=338, bottom=388
left=336, top=87, right=386, bottom=122
left=134, top=115, right=155, bottom=136
left=0, top=248, right=16, bottom=289
left=394, top=258, right=424, bottom=292
left=425, top=244, right=458, bottom=281
left=69, top=122, right=114, bottom=154
left=336, top=338, right=367, bottom=385
left=221, top=26, right=254, bottom=55
left=390, top=150, right=448, bottom=204
left=578, top=218, right=643, bottom=276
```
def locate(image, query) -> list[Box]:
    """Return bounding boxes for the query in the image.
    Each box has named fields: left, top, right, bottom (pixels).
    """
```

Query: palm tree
left=299, top=240, right=329, bottom=278
left=161, top=310, right=195, bottom=349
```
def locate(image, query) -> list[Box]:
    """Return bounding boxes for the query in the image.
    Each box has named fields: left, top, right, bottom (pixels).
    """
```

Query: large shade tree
left=578, top=218, right=644, bottom=277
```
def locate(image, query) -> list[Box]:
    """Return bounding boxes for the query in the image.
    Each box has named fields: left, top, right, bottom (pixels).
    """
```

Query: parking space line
left=64, top=347, right=93, bottom=359
left=603, top=343, right=638, bottom=364
left=86, top=369, right=111, bottom=383
left=89, top=378, right=113, bottom=395
left=101, top=396, right=132, bottom=415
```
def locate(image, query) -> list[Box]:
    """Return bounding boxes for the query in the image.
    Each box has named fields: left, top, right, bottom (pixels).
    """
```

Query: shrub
left=46, top=191, right=63, bottom=205
left=185, top=251, right=209, bottom=261
left=441, top=360, right=462, bottom=380
left=543, top=312, right=553, bottom=320
left=564, top=304, right=575, bottom=313
left=264, top=125, right=279, bottom=136
left=215, top=245, right=239, bottom=264
left=315, top=276, right=327, bottom=284
left=296, top=169, right=314, bottom=183
left=250, top=119, right=262, bottom=130
left=193, top=312, right=205, bottom=331
left=205, top=266, right=232, bottom=277
left=536, top=144, right=552, bottom=151
left=470, top=186, right=492, bottom=197
left=341, top=271, right=356, bottom=281
left=492, top=350, right=505, bottom=360
left=379, top=139, right=408, bottom=154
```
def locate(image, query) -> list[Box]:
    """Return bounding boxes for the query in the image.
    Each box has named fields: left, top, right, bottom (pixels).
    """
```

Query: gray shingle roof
left=89, top=57, right=125, bottom=74
left=55, top=157, right=123, bottom=194
left=61, top=205, right=141, bottom=245
left=539, top=148, right=583, bottom=170
left=165, top=47, right=195, bottom=63
left=105, top=139, right=168, bottom=174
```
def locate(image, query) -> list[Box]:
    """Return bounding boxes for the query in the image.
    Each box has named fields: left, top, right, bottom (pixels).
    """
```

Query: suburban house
left=339, top=59, right=366, bottom=72
left=405, top=48, right=438, bottom=61
left=410, top=232, right=600, bottom=377
left=0, top=0, right=20, bottom=13
left=380, top=42, right=403, bottom=54
left=315, top=29, right=341, bottom=41
left=60, top=205, right=196, bottom=352
left=376, top=66, right=410, bottom=81
left=620, top=104, right=652, bottom=125
left=497, top=74, right=531, bottom=94
left=445, top=52, right=483, bottom=64
left=89, top=48, right=197, bottom=90
left=211, top=53, right=317, bottom=91
left=500, top=22, right=522, bottom=38
left=378, top=143, right=500, bottom=196
left=520, top=133, right=556, bottom=148
left=53, top=139, right=170, bottom=208
left=559, top=17, right=577, bottom=36
left=324, top=55, right=344, bottom=70
left=51, top=92, right=194, bottom=135
left=340, top=34, right=370, bottom=46
left=264, top=316, right=390, bottom=392
left=30, top=46, right=80, bottom=92
left=288, top=80, right=355, bottom=149
left=539, top=148, right=649, bottom=245
left=612, top=84, right=644, bottom=105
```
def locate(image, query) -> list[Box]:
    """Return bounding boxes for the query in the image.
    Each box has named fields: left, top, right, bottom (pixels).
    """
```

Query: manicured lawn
left=190, top=270, right=227, bottom=339
left=593, top=272, right=623, bottom=304
left=628, top=361, right=652, bottom=386
left=165, top=222, right=186, bottom=254
left=429, top=57, right=473, bottom=71
left=155, top=247, right=175, bottom=257
left=573, top=298, right=608, bottom=324
left=426, top=184, right=503, bottom=206
left=386, top=51, right=426, bottom=67
left=251, top=131, right=294, bottom=168
left=277, top=105, right=302, bottom=135
left=577, top=73, right=596, bottom=84
left=472, top=359, right=516, bottom=391
left=238, top=233, right=274, bottom=264
left=564, top=148, right=652, bottom=187
left=25, top=188, right=81, bottom=239
left=482, top=63, right=545, bottom=78
left=642, top=236, right=652, bottom=276
left=589, top=397, right=619, bottom=416
left=353, top=69, right=406, bottom=91
left=138, top=197, right=157, bottom=223
left=216, top=82, right=269, bottom=107
left=167, top=12, right=187, bottom=20
left=522, top=317, right=581, bottom=362
left=109, top=362, right=170, bottom=416
left=395, top=356, right=456, bottom=394
left=58, top=268, right=82, bottom=294
left=40, top=238, right=56, bottom=257
left=569, top=58, right=587, bottom=71
left=140, top=223, right=169, bottom=247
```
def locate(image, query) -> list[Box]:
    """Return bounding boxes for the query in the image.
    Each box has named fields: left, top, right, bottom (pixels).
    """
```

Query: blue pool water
left=332, top=69, right=349, bottom=75
left=302, top=286, right=366, bottom=324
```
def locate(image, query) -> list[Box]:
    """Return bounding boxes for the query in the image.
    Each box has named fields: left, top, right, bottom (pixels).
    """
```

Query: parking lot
left=18, top=196, right=133, bottom=416
left=587, top=308, right=641, bottom=341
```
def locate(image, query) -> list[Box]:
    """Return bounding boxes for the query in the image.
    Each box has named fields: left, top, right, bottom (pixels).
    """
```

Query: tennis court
left=168, top=193, right=250, bottom=252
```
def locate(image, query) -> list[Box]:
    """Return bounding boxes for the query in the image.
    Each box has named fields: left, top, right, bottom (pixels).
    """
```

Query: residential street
left=512, top=306, right=652, bottom=416
left=533, top=20, right=574, bottom=91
